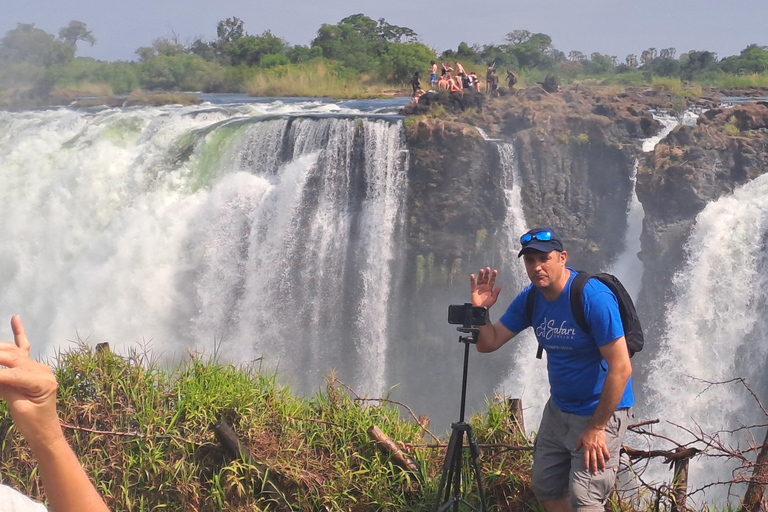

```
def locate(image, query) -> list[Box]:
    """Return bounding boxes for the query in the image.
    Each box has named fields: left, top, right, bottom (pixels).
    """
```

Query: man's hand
left=575, top=426, right=611, bottom=474
left=0, top=315, right=62, bottom=453
left=471, top=267, right=502, bottom=308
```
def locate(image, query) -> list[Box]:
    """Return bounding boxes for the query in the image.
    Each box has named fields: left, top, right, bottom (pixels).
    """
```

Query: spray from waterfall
left=0, top=104, right=407, bottom=397
left=644, top=171, right=768, bottom=503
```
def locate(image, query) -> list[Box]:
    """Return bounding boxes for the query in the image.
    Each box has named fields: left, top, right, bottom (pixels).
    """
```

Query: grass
left=245, top=60, right=402, bottom=99
left=0, top=345, right=536, bottom=511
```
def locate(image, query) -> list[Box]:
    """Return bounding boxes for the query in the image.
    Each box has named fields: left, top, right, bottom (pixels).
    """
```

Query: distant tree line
left=1, top=14, right=767, bottom=99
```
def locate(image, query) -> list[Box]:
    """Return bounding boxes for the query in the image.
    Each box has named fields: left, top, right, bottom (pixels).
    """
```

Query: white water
left=0, top=102, right=407, bottom=396
left=610, top=114, right=679, bottom=297
left=491, top=141, right=548, bottom=425
left=644, top=172, right=768, bottom=503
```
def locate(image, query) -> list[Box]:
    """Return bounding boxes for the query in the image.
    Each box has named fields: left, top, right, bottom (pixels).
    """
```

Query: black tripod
left=434, top=323, right=487, bottom=512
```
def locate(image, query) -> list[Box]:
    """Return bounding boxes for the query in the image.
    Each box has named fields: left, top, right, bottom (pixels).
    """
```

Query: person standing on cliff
left=429, top=61, right=438, bottom=89
left=469, top=227, right=634, bottom=512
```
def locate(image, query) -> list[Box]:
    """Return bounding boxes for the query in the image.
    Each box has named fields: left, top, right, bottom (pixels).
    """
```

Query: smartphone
left=447, top=304, right=488, bottom=326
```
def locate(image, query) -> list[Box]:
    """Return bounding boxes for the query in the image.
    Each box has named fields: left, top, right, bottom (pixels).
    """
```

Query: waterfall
left=643, top=172, right=768, bottom=503
left=611, top=114, right=679, bottom=297
left=482, top=140, right=548, bottom=425
left=0, top=104, right=407, bottom=396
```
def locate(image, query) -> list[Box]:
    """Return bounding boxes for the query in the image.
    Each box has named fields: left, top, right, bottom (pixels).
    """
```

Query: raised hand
left=0, top=315, right=61, bottom=453
left=470, top=267, right=502, bottom=309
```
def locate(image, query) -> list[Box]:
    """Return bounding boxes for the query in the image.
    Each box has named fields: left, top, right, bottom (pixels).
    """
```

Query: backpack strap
left=525, top=288, right=544, bottom=358
left=570, top=271, right=591, bottom=334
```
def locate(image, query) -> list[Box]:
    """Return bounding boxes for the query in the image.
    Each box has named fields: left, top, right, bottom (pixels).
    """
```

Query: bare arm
left=575, top=336, right=632, bottom=474
left=470, top=268, right=517, bottom=352
left=0, top=315, right=109, bottom=512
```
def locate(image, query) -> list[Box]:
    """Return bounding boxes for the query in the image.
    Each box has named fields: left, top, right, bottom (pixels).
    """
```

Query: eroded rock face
left=636, top=102, right=768, bottom=338
left=403, top=86, right=670, bottom=278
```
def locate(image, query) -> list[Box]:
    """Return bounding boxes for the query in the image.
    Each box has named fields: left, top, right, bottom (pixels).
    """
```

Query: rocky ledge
left=400, top=86, right=768, bottom=340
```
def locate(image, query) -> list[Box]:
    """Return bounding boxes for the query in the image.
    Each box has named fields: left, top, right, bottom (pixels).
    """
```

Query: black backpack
left=525, top=271, right=644, bottom=359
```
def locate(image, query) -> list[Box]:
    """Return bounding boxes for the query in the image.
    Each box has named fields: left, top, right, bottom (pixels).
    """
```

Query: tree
left=217, top=17, right=245, bottom=45
left=659, top=47, right=676, bottom=60
left=568, top=50, right=585, bottom=62
left=505, top=32, right=554, bottom=69
left=679, top=50, right=718, bottom=79
left=585, top=52, right=614, bottom=74
left=626, top=54, right=638, bottom=68
left=505, top=30, right=532, bottom=45
left=135, top=37, right=185, bottom=62
left=720, top=44, right=768, bottom=74
left=379, top=42, right=435, bottom=83
left=376, top=18, right=417, bottom=43
left=58, top=20, right=95, bottom=47
left=0, top=23, right=74, bottom=66
left=311, top=14, right=418, bottom=72
left=229, top=31, right=286, bottom=66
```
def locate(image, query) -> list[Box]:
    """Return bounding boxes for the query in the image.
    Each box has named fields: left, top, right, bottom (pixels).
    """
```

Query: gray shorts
left=532, top=399, right=632, bottom=512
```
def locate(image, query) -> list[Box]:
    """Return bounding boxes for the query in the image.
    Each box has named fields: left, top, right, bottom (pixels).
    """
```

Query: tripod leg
left=450, top=430, right=464, bottom=512
left=466, top=427, right=488, bottom=512
left=435, top=427, right=462, bottom=510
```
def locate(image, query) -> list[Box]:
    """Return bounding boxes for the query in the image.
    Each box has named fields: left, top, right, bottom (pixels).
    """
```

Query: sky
left=1, top=0, right=766, bottom=63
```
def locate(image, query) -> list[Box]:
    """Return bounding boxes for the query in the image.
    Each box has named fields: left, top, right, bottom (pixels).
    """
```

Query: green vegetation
left=1, top=15, right=768, bottom=107
left=0, top=345, right=534, bottom=511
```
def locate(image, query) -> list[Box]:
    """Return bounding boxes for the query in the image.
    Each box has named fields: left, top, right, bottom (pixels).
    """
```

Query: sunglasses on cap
left=520, top=231, right=553, bottom=245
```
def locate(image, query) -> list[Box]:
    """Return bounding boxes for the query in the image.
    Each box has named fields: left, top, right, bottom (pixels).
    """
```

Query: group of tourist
left=412, top=61, right=518, bottom=99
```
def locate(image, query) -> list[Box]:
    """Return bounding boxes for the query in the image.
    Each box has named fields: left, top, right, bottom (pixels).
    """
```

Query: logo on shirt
left=535, top=317, right=576, bottom=342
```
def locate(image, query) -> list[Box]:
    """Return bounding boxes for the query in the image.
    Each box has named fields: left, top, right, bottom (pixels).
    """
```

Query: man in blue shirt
left=470, top=228, right=633, bottom=512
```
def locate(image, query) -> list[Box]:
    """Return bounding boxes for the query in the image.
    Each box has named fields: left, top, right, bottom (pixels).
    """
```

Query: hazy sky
left=1, top=0, right=765, bottom=63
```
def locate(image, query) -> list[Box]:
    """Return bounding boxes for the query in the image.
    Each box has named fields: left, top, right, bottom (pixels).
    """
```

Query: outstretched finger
left=11, top=315, right=30, bottom=354
left=488, top=269, right=498, bottom=287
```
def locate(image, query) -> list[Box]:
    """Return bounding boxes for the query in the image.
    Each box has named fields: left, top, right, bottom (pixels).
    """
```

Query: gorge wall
left=401, top=87, right=768, bottom=355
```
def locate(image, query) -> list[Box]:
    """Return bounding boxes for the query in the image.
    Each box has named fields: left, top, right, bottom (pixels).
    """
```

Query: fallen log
left=213, top=420, right=292, bottom=510
left=367, top=424, right=421, bottom=474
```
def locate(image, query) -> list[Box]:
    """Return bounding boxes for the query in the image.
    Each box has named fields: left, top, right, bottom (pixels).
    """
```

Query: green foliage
left=139, top=54, right=225, bottom=91
left=2, top=14, right=768, bottom=103
left=47, top=58, right=141, bottom=94
left=245, top=60, right=373, bottom=98
left=229, top=31, right=286, bottom=67
left=310, top=14, right=420, bottom=76
left=0, top=345, right=535, bottom=511
left=724, top=116, right=740, bottom=136
left=380, top=42, right=435, bottom=84
left=575, top=133, right=590, bottom=145
left=58, top=20, right=95, bottom=47
left=0, top=23, right=75, bottom=66
left=720, top=44, right=768, bottom=75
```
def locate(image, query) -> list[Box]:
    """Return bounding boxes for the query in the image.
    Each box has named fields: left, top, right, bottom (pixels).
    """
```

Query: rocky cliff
left=636, top=100, right=768, bottom=340
left=400, top=86, right=768, bottom=344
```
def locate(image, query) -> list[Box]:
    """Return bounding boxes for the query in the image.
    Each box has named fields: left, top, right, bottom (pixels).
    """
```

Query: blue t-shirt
left=500, top=269, right=634, bottom=415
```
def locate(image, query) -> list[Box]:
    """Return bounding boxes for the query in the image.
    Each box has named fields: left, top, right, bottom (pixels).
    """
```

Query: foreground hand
left=470, top=267, right=502, bottom=308
left=0, top=315, right=62, bottom=452
left=576, top=427, right=610, bottom=474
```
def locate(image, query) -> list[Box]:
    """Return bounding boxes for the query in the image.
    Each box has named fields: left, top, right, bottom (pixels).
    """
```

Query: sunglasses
left=520, top=231, right=553, bottom=245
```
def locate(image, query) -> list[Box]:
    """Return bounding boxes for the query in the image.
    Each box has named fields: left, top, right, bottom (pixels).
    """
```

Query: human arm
left=0, top=315, right=109, bottom=512
left=470, top=267, right=517, bottom=352
left=575, top=335, right=632, bottom=474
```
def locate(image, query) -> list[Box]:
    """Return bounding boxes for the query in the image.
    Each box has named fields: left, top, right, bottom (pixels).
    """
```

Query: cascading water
left=611, top=114, right=679, bottom=296
left=472, top=136, right=547, bottom=422
left=643, top=171, right=768, bottom=503
left=0, top=102, right=407, bottom=397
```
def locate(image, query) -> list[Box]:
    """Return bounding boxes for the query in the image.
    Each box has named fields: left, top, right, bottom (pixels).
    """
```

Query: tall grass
left=245, top=60, right=395, bottom=99
left=717, top=73, right=768, bottom=88
left=0, top=345, right=534, bottom=511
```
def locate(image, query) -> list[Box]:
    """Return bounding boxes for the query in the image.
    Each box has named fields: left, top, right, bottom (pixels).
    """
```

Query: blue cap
left=517, top=227, right=564, bottom=257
